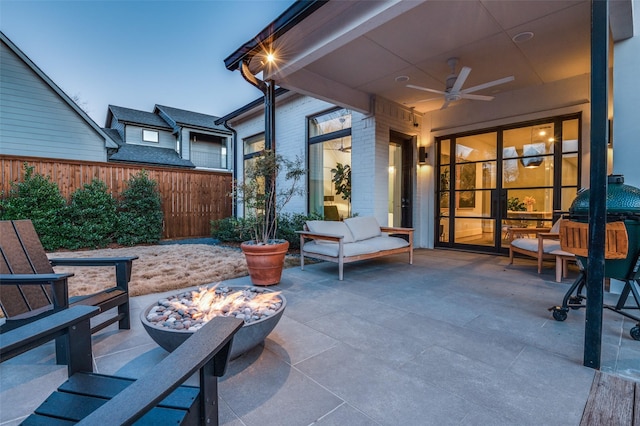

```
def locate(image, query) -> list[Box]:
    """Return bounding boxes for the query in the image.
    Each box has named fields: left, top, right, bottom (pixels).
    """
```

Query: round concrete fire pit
left=141, top=286, right=286, bottom=359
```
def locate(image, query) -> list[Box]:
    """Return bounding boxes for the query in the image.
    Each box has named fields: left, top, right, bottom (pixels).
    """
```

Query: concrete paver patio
left=1, top=249, right=639, bottom=425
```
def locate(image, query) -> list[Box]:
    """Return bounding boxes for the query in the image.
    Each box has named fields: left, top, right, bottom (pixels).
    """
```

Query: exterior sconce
left=418, top=146, right=428, bottom=164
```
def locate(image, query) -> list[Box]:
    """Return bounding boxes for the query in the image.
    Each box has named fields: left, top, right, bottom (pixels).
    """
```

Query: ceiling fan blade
left=451, top=66, right=471, bottom=92
left=415, top=96, right=441, bottom=103
left=406, top=84, right=446, bottom=95
left=461, top=93, right=494, bottom=101
left=440, top=100, right=451, bottom=110
left=462, top=75, right=514, bottom=94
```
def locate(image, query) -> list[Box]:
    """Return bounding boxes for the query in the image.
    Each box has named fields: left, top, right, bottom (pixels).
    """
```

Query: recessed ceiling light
left=395, top=75, right=410, bottom=83
left=512, top=31, right=534, bottom=43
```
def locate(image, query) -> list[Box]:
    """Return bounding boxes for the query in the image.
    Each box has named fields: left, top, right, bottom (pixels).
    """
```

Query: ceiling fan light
left=512, top=31, right=534, bottom=43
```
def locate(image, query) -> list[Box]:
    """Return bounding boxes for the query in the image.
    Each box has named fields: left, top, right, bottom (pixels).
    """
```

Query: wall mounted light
left=418, top=146, right=428, bottom=164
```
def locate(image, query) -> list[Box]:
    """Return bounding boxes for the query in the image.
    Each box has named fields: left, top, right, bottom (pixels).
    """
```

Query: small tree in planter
left=233, top=149, right=306, bottom=285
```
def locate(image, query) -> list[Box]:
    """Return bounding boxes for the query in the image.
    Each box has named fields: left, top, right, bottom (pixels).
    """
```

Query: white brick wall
left=366, top=96, right=433, bottom=247
left=228, top=93, right=435, bottom=248
left=230, top=94, right=334, bottom=216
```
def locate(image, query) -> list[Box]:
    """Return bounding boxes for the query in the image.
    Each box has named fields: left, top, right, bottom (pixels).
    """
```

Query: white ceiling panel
left=304, top=36, right=412, bottom=87
left=481, top=0, right=584, bottom=29
left=365, top=1, right=502, bottom=65
left=262, top=0, right=598, bottom=113
left=508, top=2, right=591, bottom=82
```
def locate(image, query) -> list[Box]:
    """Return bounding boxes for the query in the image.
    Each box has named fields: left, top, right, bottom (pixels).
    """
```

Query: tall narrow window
left=243, top=134, right=265, bottom=216
left=308, top=109, right=351, bottom=220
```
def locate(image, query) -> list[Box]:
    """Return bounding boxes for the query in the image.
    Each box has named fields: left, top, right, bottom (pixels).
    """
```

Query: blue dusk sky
left=0, top=0, right=295, bottom=124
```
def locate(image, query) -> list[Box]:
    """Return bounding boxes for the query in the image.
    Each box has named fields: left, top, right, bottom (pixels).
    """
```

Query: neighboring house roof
left=106, top=105, right=172, bottom=130
left=105, top=104, right=232, bottom=169
left=215, top=87, right=289, bottom=125
left=155, top=105, right=231, bottom=133
left=102, top=128, right=123, bottom=145
left=109, top=144, right=195, bottom=168
left=0, top=31, right=118, bottom=150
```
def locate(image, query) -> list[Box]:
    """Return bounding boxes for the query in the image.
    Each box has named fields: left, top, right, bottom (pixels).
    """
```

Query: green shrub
left=116, top=170, right=163, bottom=246
left=0, top=164, right=67, bottom=250
left=212, top=212, right=322, bottom=249
left=276, top=212, right=322, bottom=249
left=64, top=179, right=117, bottom=249
left=211, top=216, right=254, bottom=243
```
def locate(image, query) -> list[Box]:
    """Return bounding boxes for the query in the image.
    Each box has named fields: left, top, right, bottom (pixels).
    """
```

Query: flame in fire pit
left=145, top=285, right=283, bottom=332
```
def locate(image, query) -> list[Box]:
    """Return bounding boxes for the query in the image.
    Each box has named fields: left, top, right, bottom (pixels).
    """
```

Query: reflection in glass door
left=436, top=115, right=580, bottom=253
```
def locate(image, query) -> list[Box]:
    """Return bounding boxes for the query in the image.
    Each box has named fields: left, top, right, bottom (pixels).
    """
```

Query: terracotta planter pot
left=240, top=240, right=289, bottom=286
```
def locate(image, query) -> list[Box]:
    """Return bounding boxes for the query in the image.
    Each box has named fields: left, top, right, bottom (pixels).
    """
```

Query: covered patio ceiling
left=229, top=0, right=633, bottom=115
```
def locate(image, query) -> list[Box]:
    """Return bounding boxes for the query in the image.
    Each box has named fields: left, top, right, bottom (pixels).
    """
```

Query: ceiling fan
left=327, top=137, right=351, bottom=152
left=328, top=117, right=351, bottom=152
left=407, top=58, right=514, bottom=110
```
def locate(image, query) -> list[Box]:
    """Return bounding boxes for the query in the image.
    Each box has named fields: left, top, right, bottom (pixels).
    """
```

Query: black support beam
left=585, top=0, right=609, bottom=369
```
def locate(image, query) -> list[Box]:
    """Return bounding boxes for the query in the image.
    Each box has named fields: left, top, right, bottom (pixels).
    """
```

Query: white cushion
left=302, top=241, right=378, bottom=257
left=344, top=217, right=381, bottom=241
left=306, top=220, right=355, bottom=243
left=511, top=238, right=561, bottom=254
left=364, top=235, right=409, bottom=251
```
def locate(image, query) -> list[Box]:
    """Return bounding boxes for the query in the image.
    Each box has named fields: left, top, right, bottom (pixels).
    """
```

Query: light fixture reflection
left=520, top=143, right=545, bottom=168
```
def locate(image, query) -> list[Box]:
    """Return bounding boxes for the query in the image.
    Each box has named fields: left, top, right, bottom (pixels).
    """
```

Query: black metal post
left=264, top=80, right=277, bottom=235
left=239, top=62, right=278, bottom=238
left=585, top=0, right=609, bottom=369
left=265, top=80, right=276, bottom=151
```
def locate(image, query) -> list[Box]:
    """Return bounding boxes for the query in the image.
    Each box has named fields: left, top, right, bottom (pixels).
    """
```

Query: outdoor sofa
left=297, top=216, right=413, bottom=280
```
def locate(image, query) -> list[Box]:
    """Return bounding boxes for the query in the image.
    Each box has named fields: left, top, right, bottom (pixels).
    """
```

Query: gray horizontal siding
left=191, top=140, right=224, bottom=169
left=124, top=125, right=176, bottom=149
left=0, top=41, right=107, bottom=162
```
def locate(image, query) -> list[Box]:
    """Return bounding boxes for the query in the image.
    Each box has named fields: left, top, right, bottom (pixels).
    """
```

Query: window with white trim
left=142, top=129, right=159, bottom=143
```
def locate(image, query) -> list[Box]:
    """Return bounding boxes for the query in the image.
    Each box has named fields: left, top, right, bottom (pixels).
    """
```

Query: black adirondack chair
left=0, top=219, right=138, bottom=338
left=1, top=305, right=243, bottom=425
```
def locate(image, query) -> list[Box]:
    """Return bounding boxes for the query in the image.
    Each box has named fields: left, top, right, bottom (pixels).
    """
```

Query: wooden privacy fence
left=0, top=155, right=233, bottom=239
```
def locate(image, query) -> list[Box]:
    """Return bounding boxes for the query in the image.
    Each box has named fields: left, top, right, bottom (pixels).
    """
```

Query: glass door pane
left=389, top=143, right=402, bottom=227
left=437, top=139, right=451, bottom=243
left=435, top=115, right=579, bottom=253
left=501, top=123, right=555, bottom=248
left=452, top=132, right=497, bottom=248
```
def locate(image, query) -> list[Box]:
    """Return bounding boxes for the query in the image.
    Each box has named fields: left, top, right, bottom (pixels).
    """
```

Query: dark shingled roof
left=109, top=105, right=172, bottom=129
left=215, top=87, right=289, bottom=124
left=102, top=128, right=123, bottom=146
left=109, top=144, right=195, bottom=168
left=155, top=105, right=230, bottom=133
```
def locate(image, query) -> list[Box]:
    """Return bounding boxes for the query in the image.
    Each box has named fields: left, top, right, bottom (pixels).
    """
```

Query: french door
left=435, top=115, right=580, bottom=253
left=389, top=131, right=413, bottom=228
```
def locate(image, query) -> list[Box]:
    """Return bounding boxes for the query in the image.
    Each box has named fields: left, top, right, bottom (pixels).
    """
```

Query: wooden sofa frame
left=297, top=225, right=414, bottom=280
left=507, top=225, right=558, bottom=273
left=1, top=306, right=243, bottom=425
